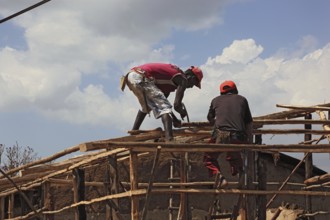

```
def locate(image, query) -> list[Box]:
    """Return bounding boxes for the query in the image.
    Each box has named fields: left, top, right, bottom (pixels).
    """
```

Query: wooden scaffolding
left=1, top=103, right=330, bottom=220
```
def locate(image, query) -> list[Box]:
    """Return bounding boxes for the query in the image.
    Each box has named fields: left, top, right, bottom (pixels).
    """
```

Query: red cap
left=190, top=66, right=203, bottom=88
left=220, top=80, right=237, bottom=93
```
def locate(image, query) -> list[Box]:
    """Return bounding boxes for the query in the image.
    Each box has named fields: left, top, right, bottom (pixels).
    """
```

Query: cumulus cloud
left=181, top=40, right=330, bottom=122
left=206, top=39, right=264, bottom=65
left=0, top=0, right=329, bottom=135
left=0, top=0, right=227, bottom=124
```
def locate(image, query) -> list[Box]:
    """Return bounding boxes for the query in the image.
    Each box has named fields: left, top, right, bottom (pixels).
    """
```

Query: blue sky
left=0, top=0, right=330, bottom=172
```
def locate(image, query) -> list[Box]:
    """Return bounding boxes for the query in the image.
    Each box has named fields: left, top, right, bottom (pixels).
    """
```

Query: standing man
left=204, top=80, right=253, bottom=188
left=123, top=63, right=203, bottom=142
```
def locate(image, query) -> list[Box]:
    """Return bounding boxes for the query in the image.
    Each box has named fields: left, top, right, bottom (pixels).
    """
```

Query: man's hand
left=174, top=103, right=187, bottom=119
left=170, top=112, right=182, bottom=128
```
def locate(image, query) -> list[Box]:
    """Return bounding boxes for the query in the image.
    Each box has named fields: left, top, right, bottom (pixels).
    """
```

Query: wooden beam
left=257, top=152, right=267, bottom=220
left=80, top=131, right=163, bottom=152
left=0, top=172, right=53, bottom=192
left=316, top=111, right=330, bottom=142
left=0, top=145, right=80, bottom=179
left=48, top=178, right=104, bottom=187
left=255, top=103, right=330, bottom=120
left=8, top=194, right=14, bottom=219
left=80, top=141, right=330, bottom=153
left=73, top=168, right=86, bottom=220
left=141, top=146, right=161, bottom=220
left=41, top=187, right=330, bottom=216
left=43, top=182, right=54, bottom=220
left=276, top=104, right=330, bottom=111
left=304, top=114, right=313, bottom=214
left=177, top=152, right=188, bottom=220
left=266, top=152, right=311, bottom=208
left=130, top=151, right=139, bottom=220
left=0, top=197, right=4, bottom=220
left=136, top=118, right=330, bottom=128
left=0, top=148, right=127, bottom=199
left=106, top=155, right=123, bottom=220
left=253, top=119, right=330, bottom=125
left=246, top=151, right=255, bottom=220
left=120, top=180, right=305, bottom=188
left=254, top=129, right=330, bottom=135
left=0, top=168, right=41, bottom=219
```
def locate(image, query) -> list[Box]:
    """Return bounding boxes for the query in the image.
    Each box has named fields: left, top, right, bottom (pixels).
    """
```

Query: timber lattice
left=1, top=103, right=330, bottom=220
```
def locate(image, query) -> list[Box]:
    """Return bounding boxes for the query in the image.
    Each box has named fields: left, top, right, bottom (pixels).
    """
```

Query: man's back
left=208, top=93, right=252, bottom=132
left=133, top=63, right=184, bottom=94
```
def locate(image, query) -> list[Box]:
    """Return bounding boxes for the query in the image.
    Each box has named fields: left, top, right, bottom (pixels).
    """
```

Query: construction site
left=1, top=1, right=330, bottom=220
left=0, top=103, right=329, bottom=220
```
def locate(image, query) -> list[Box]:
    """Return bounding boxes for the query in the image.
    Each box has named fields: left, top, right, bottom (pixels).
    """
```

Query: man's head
left=184, top=66, right=203, bottom=88
left=220, top=80, right=238, bottom=95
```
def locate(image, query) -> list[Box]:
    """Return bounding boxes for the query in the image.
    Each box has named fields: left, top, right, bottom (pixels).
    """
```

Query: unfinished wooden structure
left=1, top=103, right=330, bottom=220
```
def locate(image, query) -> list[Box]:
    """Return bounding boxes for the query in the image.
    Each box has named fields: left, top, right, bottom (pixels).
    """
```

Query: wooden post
left=8, top=194, right=14, bottom=219
left=73, top=168, right=86, bottom=220
left=304, top=113, right=313, bottom=218
left=255, top=134, right=267, bottom=220
left=177, top=152, right=188, bottom=220
left=43, top=182, right=54, bottom=220
left=130, top=150, right=139, bottom=220
left=141, top=146, right=161, bottom=220
left=0, top=197, right=5, bottom=220
left=105, top=158, right=111, bottom=220
left=246, top=150, right=255, bottom=220
left=105, top=155, right=121, bottom=220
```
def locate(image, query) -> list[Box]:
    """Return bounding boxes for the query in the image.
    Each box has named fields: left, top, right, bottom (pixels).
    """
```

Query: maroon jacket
left=131, top=63, right=185, bottom=94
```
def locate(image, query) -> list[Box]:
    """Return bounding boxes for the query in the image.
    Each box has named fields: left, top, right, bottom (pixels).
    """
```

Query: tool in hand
left=181, top=103, right=190, bottom=122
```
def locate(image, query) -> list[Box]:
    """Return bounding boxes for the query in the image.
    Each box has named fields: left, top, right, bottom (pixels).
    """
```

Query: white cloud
left=0, top=0, right=228, bottom=125
left=0, top=1, right=329, bottom=135
left=182, top=40, right=330, bottom=122
left=206, top=39, right=264, bottom=65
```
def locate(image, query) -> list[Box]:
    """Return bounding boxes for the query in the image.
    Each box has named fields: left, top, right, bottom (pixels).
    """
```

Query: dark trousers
left=203, top=130, right=245, bottom=177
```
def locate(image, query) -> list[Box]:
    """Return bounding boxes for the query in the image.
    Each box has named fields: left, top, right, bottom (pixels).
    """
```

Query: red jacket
left=132, top=63, right=185, bottom=94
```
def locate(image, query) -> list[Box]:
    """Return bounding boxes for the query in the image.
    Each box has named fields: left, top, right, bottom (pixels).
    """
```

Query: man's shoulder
left=236, top=94, right=247, bottom=99
left=211, top=95, right=222, bottom=102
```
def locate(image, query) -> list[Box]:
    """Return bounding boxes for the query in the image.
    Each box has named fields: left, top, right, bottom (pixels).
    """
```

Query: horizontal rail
left=80, top=141, right=330, bottom=153
left=41, top=188, right=330, bottom=215
left=181, top=119, right=330, bottom=128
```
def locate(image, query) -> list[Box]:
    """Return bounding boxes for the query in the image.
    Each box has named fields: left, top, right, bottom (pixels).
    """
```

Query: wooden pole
left=304, top=114, right=313, bottom=217
left=328, top=110, right=330, bottom=141
left=105, top=158, right=111, bottom=220
left=246, top=150, right=255, bottom=220
left=141, top=146, right=161, bottom=220
left=316, top=110, right=330, bottom=142
left=43, top=181, right=54, bottom=220
left=106, top=155, right=122, bottom=220
left=255, top=134, right=267, bottom=220
left=73, top=168, right=86, bottom=220
left=0, top=167, right=41, bottom=219
left=0, top=145, right=80, bottom=179
left=79, top=141, right=330, bottom=153
left=0, top=197, right=4, bottom=220
left=276, top=104, right=330, bottom=111
left=8, top=194, right=14, bottom=219
left=130, top=151, right=139, bottom=220
left=177, top=152, right=189, bottom=220
left=239, top=150, right=247, bottom=220
left=266, top=152, right=310, bottom=208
